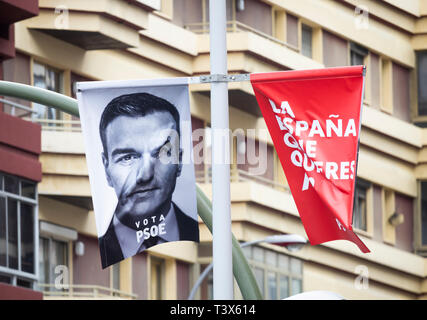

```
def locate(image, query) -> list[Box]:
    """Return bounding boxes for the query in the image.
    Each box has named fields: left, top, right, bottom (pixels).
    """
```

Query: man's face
left=102, top=111, right=182, bottom=227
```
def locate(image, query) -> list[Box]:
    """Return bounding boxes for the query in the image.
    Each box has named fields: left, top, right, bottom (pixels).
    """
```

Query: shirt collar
left=113, top=203, right=180, bottom=259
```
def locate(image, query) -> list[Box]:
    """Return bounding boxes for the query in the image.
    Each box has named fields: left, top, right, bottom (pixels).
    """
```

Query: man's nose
left=136, top=154, right=155, bottom=184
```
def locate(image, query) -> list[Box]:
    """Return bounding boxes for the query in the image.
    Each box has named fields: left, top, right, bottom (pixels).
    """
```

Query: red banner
left=251, top=66, right=370, bottom=253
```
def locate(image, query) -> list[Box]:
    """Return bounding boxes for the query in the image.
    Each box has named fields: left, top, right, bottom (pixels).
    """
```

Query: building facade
left=0, top=0, right=42, bottom=299
left=0, top=0, right=426, bottom=299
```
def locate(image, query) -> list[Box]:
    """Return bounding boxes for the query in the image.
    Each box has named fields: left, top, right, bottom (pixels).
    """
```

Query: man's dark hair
left=99, top=92, right=180, bottom=156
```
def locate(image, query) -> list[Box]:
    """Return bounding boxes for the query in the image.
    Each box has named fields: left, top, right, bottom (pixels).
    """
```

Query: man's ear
left=177, top=148, right=183, bottom=177
left=102, top=152, right=113, bottom=187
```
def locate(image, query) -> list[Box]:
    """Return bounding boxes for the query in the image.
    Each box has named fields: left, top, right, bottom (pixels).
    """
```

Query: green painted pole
left=0, top=81, right=78, bottom=116
left=0, top=80, right=263, bottom=300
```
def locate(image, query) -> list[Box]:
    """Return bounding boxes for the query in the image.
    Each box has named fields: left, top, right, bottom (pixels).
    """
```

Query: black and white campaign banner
left=77, top=78, right=199, bottom=269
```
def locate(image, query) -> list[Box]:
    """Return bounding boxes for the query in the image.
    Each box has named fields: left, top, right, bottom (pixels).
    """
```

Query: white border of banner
left=77, top=77, right=191, bottom=92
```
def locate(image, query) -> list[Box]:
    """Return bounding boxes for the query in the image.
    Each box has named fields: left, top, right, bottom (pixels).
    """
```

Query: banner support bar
left=189, top=73, right=250, bottom=84
left=77, top=67, right=366, bottom=90
left=189, top=66, right=365, bottom=83
left=77, top=67, right=364, bottom=88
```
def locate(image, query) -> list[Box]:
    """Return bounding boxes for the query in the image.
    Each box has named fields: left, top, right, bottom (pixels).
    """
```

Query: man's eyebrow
left=111, top=148, right=137, bottom=158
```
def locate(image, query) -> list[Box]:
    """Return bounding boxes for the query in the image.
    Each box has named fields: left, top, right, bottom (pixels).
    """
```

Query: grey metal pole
left=209, top=0, right=233, bottom=299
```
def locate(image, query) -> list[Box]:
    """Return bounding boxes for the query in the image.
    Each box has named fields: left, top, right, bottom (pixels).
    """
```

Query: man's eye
left=119, top=154, right=137, bottom=163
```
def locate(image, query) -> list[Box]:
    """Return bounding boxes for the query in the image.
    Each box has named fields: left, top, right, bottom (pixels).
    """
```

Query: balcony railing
left=1, top=97, right=82, bottom=131
left=185, top=20, right=300, bottom=53
left=196, top=168, right=290, bottom=193
left=32, top=118, right=82, bottom=132
left=38, top=283, right=138, bottom=300
left=0, top=98, right=37, bottom=118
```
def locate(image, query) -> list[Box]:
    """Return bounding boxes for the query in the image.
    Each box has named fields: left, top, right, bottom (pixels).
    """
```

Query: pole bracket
left=190, top=73, right=250, bottom=84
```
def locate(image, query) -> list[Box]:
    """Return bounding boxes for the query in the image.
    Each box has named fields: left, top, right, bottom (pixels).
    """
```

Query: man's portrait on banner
left=77, top=83, right=199, bottom=269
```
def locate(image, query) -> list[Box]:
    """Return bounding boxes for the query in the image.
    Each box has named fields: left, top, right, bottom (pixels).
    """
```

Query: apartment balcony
left=187, top=20, right=300, bottom=52
left=0, top=98, right=42, bottom=182
left=0, top=0, right=39, bottom=60
left=189, top=19, right=323, bottom=71
left=22, top=0, right=151, bottom=50
left=0, top=97, right=37, bottom=118
left=38, top=283, right=137, bottom=300
left=186, top=20, right=322, bottom=118
left=33, top=118, right=82, bottom=132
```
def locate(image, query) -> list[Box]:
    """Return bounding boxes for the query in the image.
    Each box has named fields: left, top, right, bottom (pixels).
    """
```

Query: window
left=176, top=261, right=191, bottom=299
left=301, top=24, right=313, bottom=58
left=195, top=262, right=213, bottom=300
left=353, top=179, right=370, bottom=231
left=278, top=14, right=318, bottom=59
left=350, top=42, right=368, bottom=66
left=417, top=51, right=427, bottom=116
left=323, top=30, right=348, bottom=67
left=0, top=173, right=37, bottom=287
left=234, top=0, right=273, bottom=36
left=243, top=245, right=303, bottom=299
left=38, top=237, right=68, bottom=290
left=32, top=61, right=63, bottom=121
left=37, top=222, right=77, bottom=291
left=392, top=62, right=411, bottom=122
left=173, top=0, right=232, bottom=30
left=111, top=262, right=120, bottom=294
left=150, top=256, right=165, bottom=299
left=172, top=0, right=204, bottom=28
left=175, top=0, right=274, bottom=37
left=286, top=13, right=299, bottom=48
